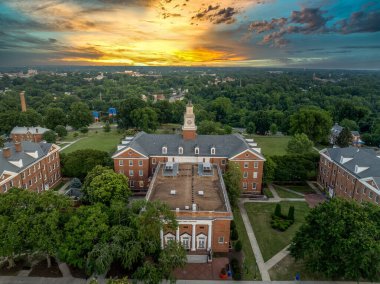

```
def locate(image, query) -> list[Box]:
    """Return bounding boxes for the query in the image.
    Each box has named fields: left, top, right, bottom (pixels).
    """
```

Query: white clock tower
left=182, top=102, right=197, bottom=140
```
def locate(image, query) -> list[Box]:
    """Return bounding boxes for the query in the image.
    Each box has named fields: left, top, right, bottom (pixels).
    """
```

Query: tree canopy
left=287, top=133, right=314, bottom=154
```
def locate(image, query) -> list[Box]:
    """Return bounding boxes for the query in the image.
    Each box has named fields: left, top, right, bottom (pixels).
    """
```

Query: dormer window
left=162, top=146, right=167, bottom=154
left=178, top=147, right=183, bottom=155
left=211, top=147, right=215, bottom=155
left=195, top=146, right=199, bottom=155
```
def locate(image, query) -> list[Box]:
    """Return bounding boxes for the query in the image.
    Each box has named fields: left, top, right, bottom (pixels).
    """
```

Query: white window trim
left=211, top=147, right=215, bottom=155
left=178, top=147, right=183, bottom=155
left=195, top=147, right=199, bottom=155
left=162, top=147, right=167, bottom=154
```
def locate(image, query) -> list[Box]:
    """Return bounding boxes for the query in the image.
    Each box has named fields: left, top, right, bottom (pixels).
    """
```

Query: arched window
left=211, top=147, right=216, bottom=155
left=162, top=146, right=167, bottom=154
left=178, top=147, right=183, bottom=155
left=195, top=147, right=199, bottom=155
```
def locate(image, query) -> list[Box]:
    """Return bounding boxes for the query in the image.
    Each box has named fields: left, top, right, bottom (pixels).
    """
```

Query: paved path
left=58, top=179, right=72, bottom=195
left=273, top=184, right=305, bottom=197
left=59, top=138, right=83, bottom=152
left=264, top=245, right=290, bottom=270
left=307, top=181, right=323, bottom=195
left=238, top=201, right=270, bottom=281
left=268, top=184, right=280, bottom=200
left=57, top=260, right=72, bottom=278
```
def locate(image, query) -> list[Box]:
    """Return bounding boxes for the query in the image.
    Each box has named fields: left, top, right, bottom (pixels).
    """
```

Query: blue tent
left=92, top=111, right=99, bottom=118
left=108, top=108, right=117, bottom=116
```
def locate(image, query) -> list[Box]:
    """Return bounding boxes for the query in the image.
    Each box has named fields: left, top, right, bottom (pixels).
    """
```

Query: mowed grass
left=288, top=185, right=316, bottom=194
left=273, top=185, right=303, bottom=198
left=244, top=202, right=310, bottom=262
left=61, top=130, right=124, bottom=154
left=233, top=208, right=261, bottom=280
left=251, top=135, right=291, bottom=156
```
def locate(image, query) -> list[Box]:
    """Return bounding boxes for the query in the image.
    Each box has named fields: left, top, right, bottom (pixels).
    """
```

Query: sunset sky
left=0, top=0, right=379, bottom=68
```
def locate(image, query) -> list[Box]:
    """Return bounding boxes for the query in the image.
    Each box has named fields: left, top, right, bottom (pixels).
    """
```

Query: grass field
left=273, top=186, right=303, bottom=198
left=251, top=135, right=291, bottom=156
left=233, top=209, right=261, bottom=280
left=61, top=130, right=124, bottom=154
left=288, top=185, right=316, bottom=194
left=244, top=202, right=310, bottom=262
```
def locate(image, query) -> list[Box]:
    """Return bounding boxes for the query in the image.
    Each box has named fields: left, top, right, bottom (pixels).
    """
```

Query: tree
left=223, top=162, right=242, bottom=208
left=270, top=123, right=278, bottom=135
left=246, top=122, right=256, bottom=134
left=158, top=241, right=186, bottom=282
left=55, top=125, right=67, bottom=138
left=340, top=119, right=359, bottom=131
left=263, top=157, right=276, bottom=184
left=0, top=136, right=4, bottom=148
left=104, top=121, right=111, bottom=132
left=61, top=149, right=113, bottom=179
left=59, top=204, right=109, bottom=270
left=210, top=97, right=232, bottom=123
left=117, top=98, right=146, bottom=129
left=42, top=130, right=57, bottom=143
left=274, top=203, right=282, bottom=217
left=290, top=199, right=380, bottom=281
left=85, top=168, right=131, bottom=205
left=197, top=120, right=225, bottom=135
left=130, top=107, right=159, bottom=132
left=287, top=133, right=314, bottom=154
left=44, top=107, right=67, bottom=129
left=290, top=107, right=333, bottom=143
left=336, top=127, right=352, bottom=147
left=68, top=102, right=93, bottom=130
left=287, top=206, right=295, bottom=221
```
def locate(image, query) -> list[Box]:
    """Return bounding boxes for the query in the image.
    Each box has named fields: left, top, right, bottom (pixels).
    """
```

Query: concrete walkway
left=238, top=201, right=270, bottom=281
left=264, top=245, right=290, bottom=270
left=307, top=181, right=323, bottom=195
left=268, top=184, right=280, bottom=200
left=58, top=179, right=72, bottom=195
left=57, top=260, right=72, bottom=278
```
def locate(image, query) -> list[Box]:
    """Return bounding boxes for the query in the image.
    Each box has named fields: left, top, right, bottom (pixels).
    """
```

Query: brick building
left=0, top=141, right=61, bottom=193
left=318, top=147, right=380, bottom=205
left=10, top=126, right=50, bottom=143
left=112, top=102, right=265, bottom=195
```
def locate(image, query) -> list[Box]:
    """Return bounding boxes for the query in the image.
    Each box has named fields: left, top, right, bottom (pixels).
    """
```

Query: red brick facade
left=11, top=132, right=44, bottom=143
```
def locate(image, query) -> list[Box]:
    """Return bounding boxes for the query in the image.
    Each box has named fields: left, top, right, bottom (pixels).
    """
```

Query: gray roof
left=11, top=126, right=49, bottom=135
left=324, top=147, right=380, bottom=179
left=331, top=123, right=360, bottom=137
left=0, top=141, right=53, bottom=175
left=114, top=132, right=264, bottom=159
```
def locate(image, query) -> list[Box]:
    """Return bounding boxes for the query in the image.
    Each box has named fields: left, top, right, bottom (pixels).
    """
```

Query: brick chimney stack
left=20, top=91, right=27, bottom=112
left=2, top=147, right=11, bottom=158
left=15, top=142, right=22, bottom=152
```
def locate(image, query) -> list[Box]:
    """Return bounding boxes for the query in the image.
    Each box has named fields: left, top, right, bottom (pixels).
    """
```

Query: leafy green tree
left=210, top=97, right=232, bottom=123
left=59, top=204, right=109, bottom=270
left=263, top=156, right=276, bottom=184
left=270, top=123, right=278, bottom=135
left=85, top=168, right=131, bottom=205
left=61, top=149, right=113, bottom=179
left=274, top=204, right=282, bottom=217
left=287, top=206, right=295, bottom=221
left=55, top=125, right=68, bottom=138
left=117, top=97, right=147, bottom=129
left=158, top=241, right=187, bottom=282
left=290, top=199, right=380, bottom=281
left=290, top=107, right=333, bottom=143
left=223, top=162, right=242, bottom=208
left=197, top=120, right=225, bottom=135
left=0, top=136, right=4, bottom=148
left=246, top=122, right=256, bottom=134
left=19, top=109, right=43, bottom=127
left=68, top=102, right=93, bottom=130
left=130, top=107, right=159, bottom=132
left=336, top=127, right=352, bottom=147
left=42, top=130, right=57, bottom=143
left=44, top=107, right=67, bottom=129
left=340, top=119, right=359, bottom=131
left=287, top=133, right=314, bottom=154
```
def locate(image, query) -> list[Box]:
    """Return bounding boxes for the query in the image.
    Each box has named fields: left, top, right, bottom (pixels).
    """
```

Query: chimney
left=15, top=142, right=22, bottom=152
left=2, top=147, right=11, bottom=158
left=36, top=128, right=39, bottom=133
left=20, top=91, right=27, bottom=112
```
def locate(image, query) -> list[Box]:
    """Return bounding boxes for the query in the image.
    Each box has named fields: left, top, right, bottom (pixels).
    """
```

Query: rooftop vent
left=192, top=203, right=197, bottom=211
left=198, top=190, right=204, bottom=196
left=185, top=205, right=190, bottom=210
left=170, top=190, right=176, bottom=195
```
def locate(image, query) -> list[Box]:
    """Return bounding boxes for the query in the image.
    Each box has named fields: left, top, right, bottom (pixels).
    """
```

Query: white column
left=191, top=224, right=196, bottom=251
left=208, top=223, right=212, bottom=250
left=160, top=228, right=164, bottom=249
left=176, top=227, right=180, bottom=242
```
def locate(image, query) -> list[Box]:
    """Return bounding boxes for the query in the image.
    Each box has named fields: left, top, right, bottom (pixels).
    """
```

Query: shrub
left=79, top=127, right=89, bottom=134
left=271, top=216, right=294, bottom=231
left=55, top=125, right=68, bottom=138
left=231, top=258, right=242, bottom=280
left=104, top=122, right=111, bottom=133
left=274, top=203, right=282, bottom=217
left=230, top=220, right=236, bottom=231
left=288, top=206, right=295, bottom=221
left=230, top=228, right=239, bottom=241
left=234, top=240, right=242, bottom=252
left=73, top=132, right=79, bottom=138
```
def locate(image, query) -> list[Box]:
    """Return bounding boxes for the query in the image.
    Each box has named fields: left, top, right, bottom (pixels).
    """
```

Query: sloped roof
left=11, top=126, right=50, bottom=135
left=0, top=141, right=53, bottom=175
left=323, top=147, right=380, bottom=179
left=113, top=132, right=264, bottom=159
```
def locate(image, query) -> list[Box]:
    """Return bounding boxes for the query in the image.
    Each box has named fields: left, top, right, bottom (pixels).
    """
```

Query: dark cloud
left=334, top=10, right=380, bottom=33
left=192, top=5, right=238, bottom=25
left=248, top=18, right=287, bottom=33
left=289, top=8, right=330, bottom=33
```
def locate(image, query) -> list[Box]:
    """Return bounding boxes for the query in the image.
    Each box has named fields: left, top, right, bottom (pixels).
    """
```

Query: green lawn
left=251, top=135, right=291, bottom=156
left=61, top=130, right=124, bottom=154
left=269, top=255, right=327, bottom=281
left=273, top=186, right=303, bottom=198
left=244, top=202, right=310, bottom=261
left=288, top=185, right=316, bottom=194
left=233, top=209, right=261, bottom=280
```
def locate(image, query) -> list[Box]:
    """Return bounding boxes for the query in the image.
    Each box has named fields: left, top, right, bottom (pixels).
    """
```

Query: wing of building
left=0, top=141, right=61, bottom=193
left=318, top=147, right=380, bottom=205
left=10, top=126, right=50, bottom=143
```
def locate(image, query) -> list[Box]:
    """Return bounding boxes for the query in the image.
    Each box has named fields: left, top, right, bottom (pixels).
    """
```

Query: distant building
left=0, top=141, right=61, bottom=193
left=112, top=102, right=265, bottom=195
left=10, top=126, right=50, bottom=143
left=330, top=123, right=363, bottom=146
left=318, top=147, right=380, bottom=205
